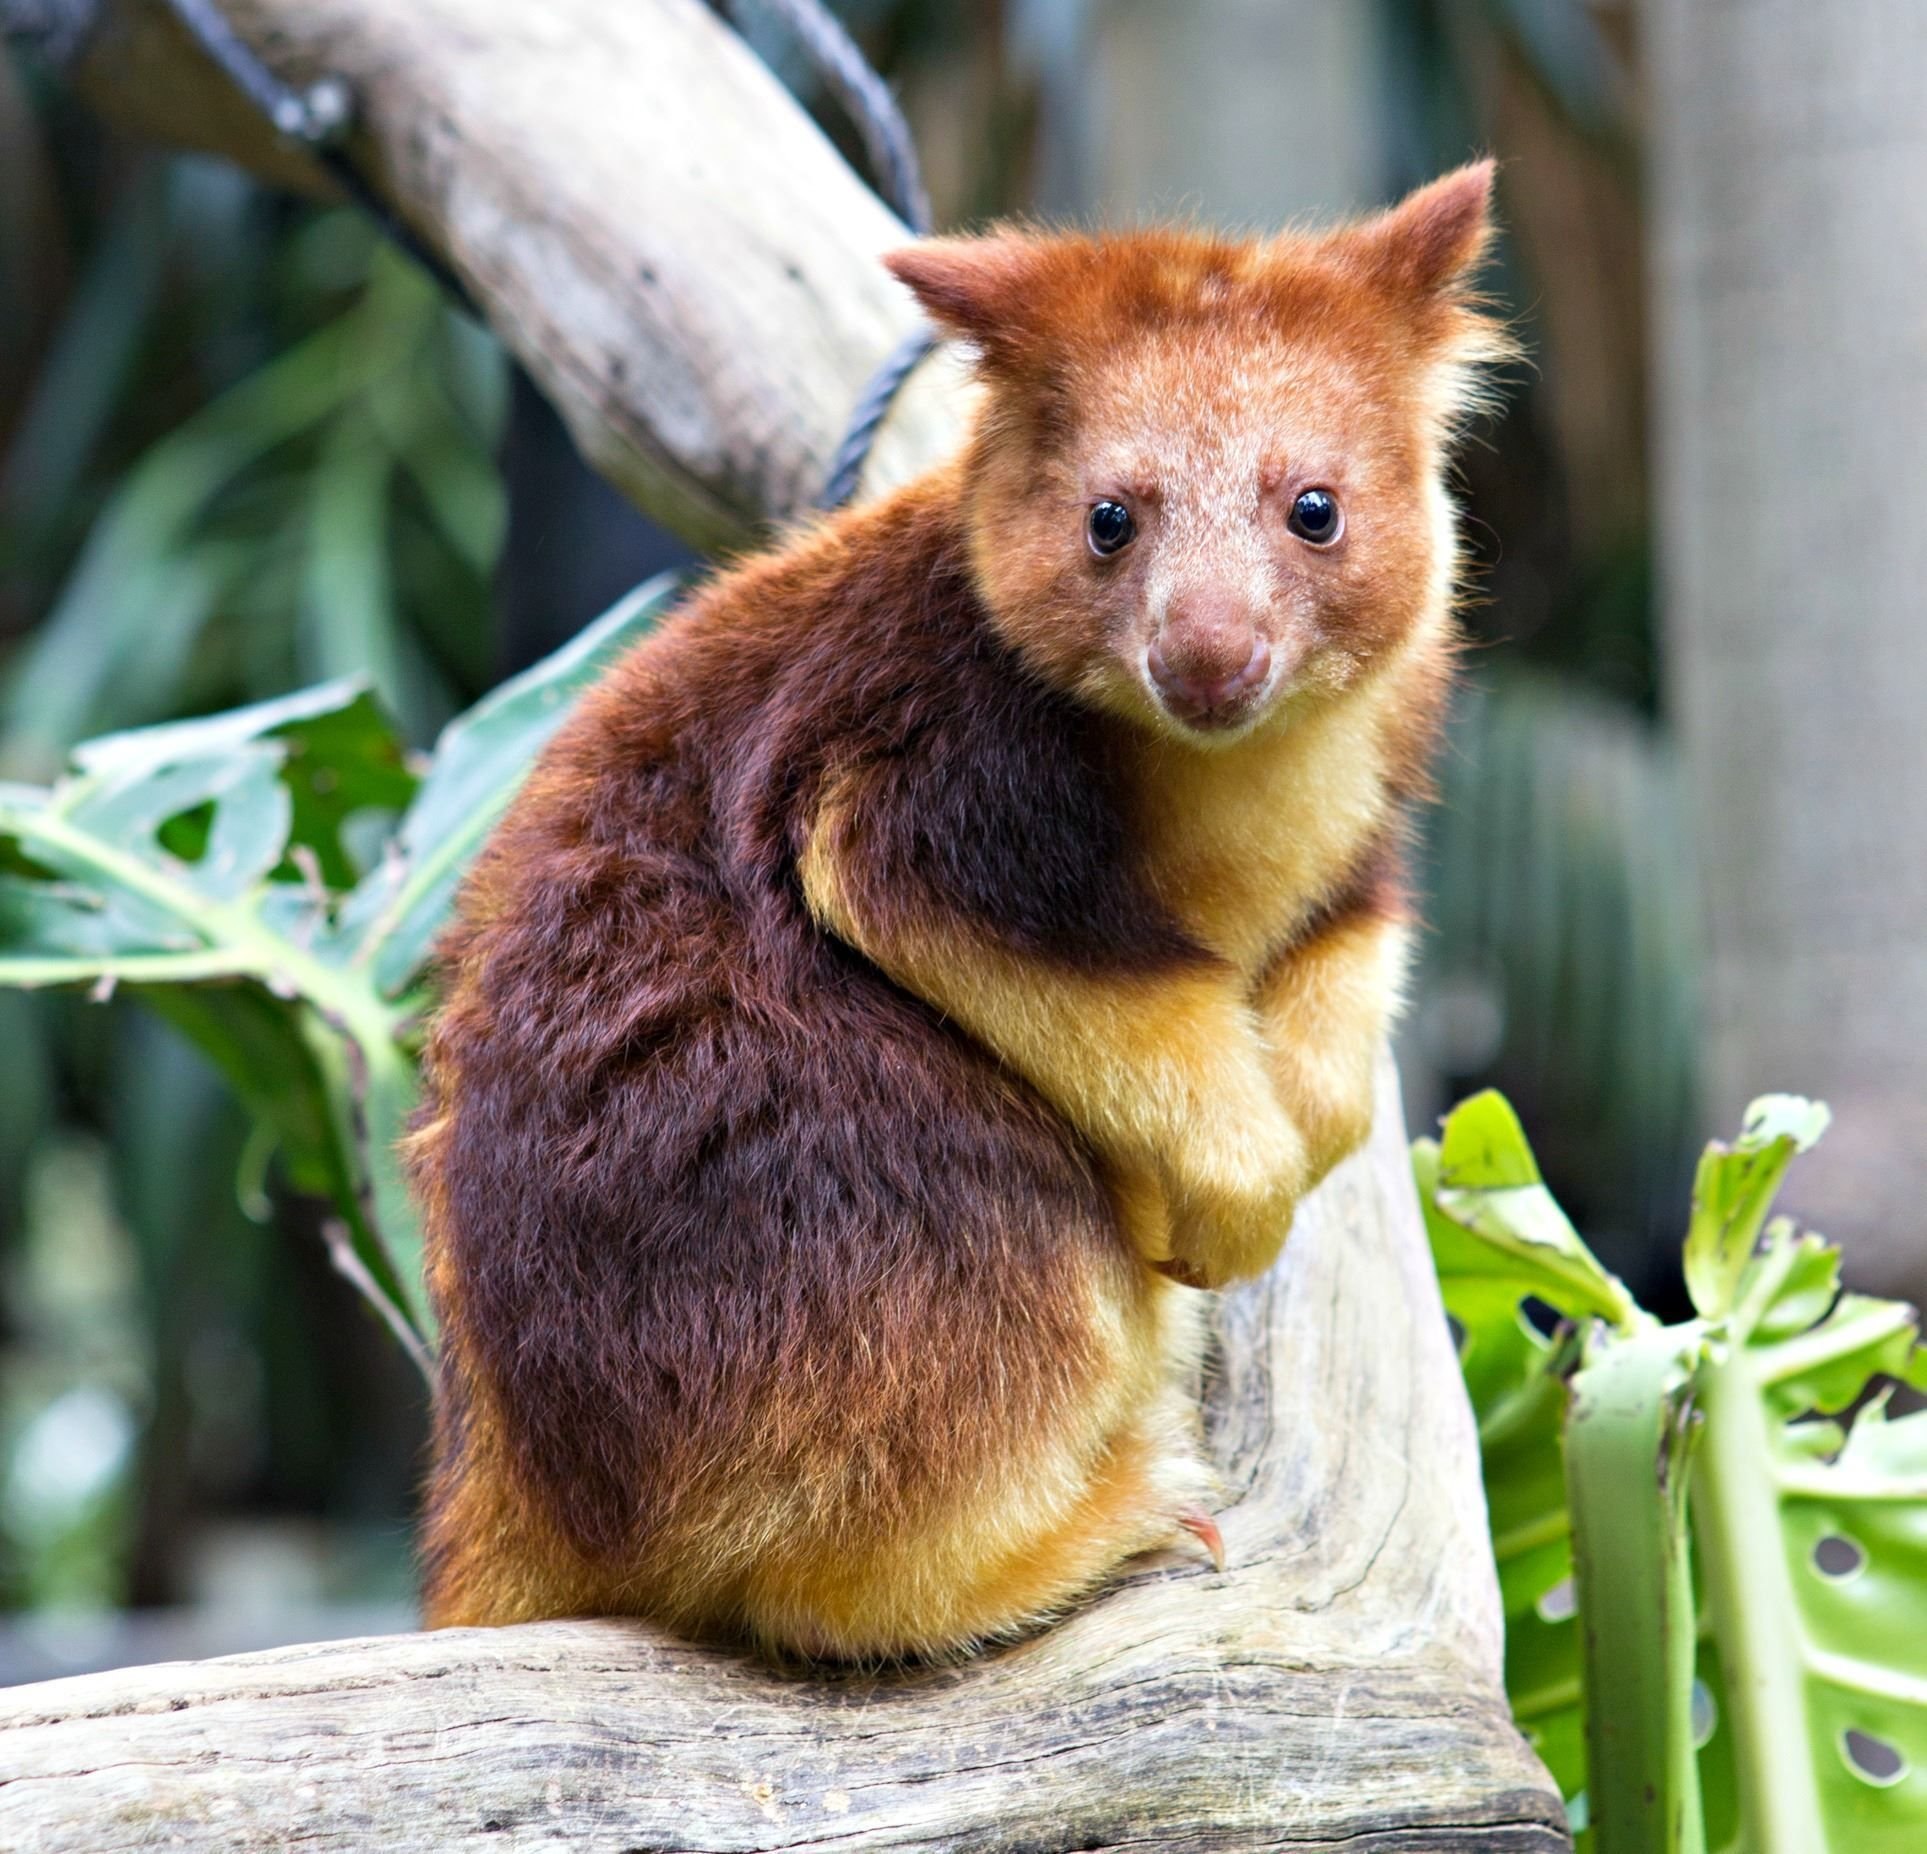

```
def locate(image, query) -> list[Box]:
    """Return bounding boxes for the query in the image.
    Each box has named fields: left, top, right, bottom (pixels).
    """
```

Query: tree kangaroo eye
left=1287, top=487, right=1342, bottom=545
left=1087, top=500, right=1137, bottom=556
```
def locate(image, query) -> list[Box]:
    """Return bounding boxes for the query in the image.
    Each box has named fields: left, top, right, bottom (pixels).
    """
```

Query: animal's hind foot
left=1176, top=1504, right=1226, bottom=1573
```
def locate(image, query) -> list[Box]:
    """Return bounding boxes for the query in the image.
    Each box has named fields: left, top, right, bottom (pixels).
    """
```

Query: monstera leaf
left=0, top=573, right=680, bottom=1369
left=1689, top=1209, right=1927, bottom=1854
left=1418, top=1092, right=1927, bottom=1854
left=1416, top=1096, right=1644, bottom=1822
left=1683, top=1095, right=1833, bottom=1320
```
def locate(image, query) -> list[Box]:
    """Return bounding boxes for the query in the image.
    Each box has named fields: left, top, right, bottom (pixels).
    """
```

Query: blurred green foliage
left=0, top=99, right=509, bottom=1617
left=0, top=1135, right=143, bottom=1610
left=2, top=207, right=504, bottom=771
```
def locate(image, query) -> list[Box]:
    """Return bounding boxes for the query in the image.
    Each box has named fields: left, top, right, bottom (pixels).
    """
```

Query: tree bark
left=0, top=3, right=1564, bottom=1845
left=1646, top=0, right=1927, bottom=1295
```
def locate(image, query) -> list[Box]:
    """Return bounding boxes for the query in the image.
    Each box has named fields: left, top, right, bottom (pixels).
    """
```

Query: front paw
left=1158, top=1128, right=1307, bottom=1289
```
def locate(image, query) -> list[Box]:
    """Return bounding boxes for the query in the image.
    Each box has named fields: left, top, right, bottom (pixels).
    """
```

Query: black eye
left=1288, top=487, right=1342, bottom=545
left=1087, top=500, right=1136, bottom=556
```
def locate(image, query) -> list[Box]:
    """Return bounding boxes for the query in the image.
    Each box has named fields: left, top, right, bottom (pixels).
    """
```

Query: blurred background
left=0, top=0, right=1919, bottom=1680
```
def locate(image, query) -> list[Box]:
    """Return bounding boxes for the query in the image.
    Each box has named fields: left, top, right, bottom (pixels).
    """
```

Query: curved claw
left=1177, top=1506, right=1226, bottom=1573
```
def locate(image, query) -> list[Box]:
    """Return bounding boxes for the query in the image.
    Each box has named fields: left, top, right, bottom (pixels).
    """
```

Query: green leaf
left=1425, top=1087, right=1927, bottom=1853
left=1436, top=1086, right=1545, bottom=1190
left=74, top=677, right=376, bottom=778
left=69, top=748, right=291, bottom=903
left=1, top=575, right=678, bottom=1375
left=1488, top=1331, right=1587, bottom=1808
left=338, top=570, right=680, bottom=996
left=1692, top=1215, right=1927, bottom=1854
left=1424, top=1092, right=1642, bottom=1329
left=1684, top=1094, right=1831, bottom=1320
left=1566, top=1322, right=1710, bottom=1854
left=0, top=854, right=196, bottom=963
left=0, top=700, right=427, bottom=1354
left=1759, top=1294, right=1921, bottom=1419
left=1749, top=1224, right=1842, bottom=1345
left=74, top=680, right=415, bottom=891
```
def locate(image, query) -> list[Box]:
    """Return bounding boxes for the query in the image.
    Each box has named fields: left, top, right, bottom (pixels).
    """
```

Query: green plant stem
left=4, top=803, right=425, bottom=1337
left=10, top=805, right=400, bottom=1051
left=1565, top=1325, right=1706, bottom=1854
left=1491, top=1508, right=1572, bottom=1561
left=1, top=950, right=259, bottom=986
left=1691, top=1342, right=1828, bottom=1854
left=1511, top=1673, right=1584, bottom=1723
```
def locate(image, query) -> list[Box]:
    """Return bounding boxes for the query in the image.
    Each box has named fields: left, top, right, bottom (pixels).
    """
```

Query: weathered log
left=0, top=1062, right=1565, bottom=1852
left=0, top=3, right=1567, bottom=1846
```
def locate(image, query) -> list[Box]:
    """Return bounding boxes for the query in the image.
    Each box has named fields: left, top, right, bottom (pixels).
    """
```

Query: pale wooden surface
left=0, top=5, right=1565, bottom=1845
left=0, top=1062, right=1565, bottom=1852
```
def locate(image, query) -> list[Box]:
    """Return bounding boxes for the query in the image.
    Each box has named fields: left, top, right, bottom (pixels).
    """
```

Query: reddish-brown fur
left=411, top=166, right=1507, bottom=1659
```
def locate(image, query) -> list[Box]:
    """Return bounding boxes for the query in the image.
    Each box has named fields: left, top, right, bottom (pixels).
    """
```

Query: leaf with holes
left=1419, top=1089, right=1927, bottom=1852
left=1691, top=1198, right=1927, bottom=1854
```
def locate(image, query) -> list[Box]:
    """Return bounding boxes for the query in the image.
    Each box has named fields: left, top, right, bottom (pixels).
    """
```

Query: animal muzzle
left=1147, top=628, right=1272, bottom=724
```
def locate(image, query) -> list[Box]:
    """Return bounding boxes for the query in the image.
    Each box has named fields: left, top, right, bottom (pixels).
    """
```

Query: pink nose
left=1148, top=633, right=1272, bottom=720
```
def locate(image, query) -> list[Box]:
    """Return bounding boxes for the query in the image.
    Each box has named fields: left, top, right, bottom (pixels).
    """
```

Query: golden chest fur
left=1125, top=638, right=1426, bottom=975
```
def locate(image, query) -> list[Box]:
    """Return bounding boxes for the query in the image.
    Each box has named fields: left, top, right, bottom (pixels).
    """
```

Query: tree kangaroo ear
left=884, top=234, right=1060, bottom=365
left=1330, top=160, right=1498, bottom=300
